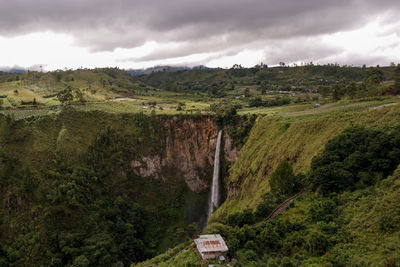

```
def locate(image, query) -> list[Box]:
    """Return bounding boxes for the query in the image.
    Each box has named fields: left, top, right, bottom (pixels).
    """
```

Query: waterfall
left=208, top=130, right=223, bottom=219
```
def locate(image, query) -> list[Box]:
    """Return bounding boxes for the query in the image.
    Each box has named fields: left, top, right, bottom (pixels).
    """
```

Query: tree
left=210, top=102, right=238, bottom=127
left=249, top=97, right=263, bottom=107
left=346, top=81, right=358, bottom=98
left=310, top=127, right=400, bottom=193
left=261, top=88, right=266, bottom=95
left=318, top=86, right=330, bottom=98
left=306, top=229, right=329, bottom=256
left=244, top=88, right=250, bottom=97
left=269, top=160, right=299, bottom=196
left=185, top=222, right=201, bottom=238
left=55, top=73, right=62, bottom=82
left=364, top=67, right=384, bottom=96
left=176, top=102, right=185, bottom=111
left=57, top=88, right=73, bottom=105
left=365, top=67, right=384, bottom=84
left=394, top=64, right=400, bottom=89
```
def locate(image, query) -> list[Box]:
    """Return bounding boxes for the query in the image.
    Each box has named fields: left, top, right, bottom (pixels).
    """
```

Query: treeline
left=134, top=64, right=399, bottom=97
left=319, top=65, right=400, bottom=100
left=248, top=96, right=291, bottom=108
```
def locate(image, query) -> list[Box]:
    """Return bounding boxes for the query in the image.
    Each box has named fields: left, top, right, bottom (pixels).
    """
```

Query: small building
left=194, top=234, right=228, bottom=260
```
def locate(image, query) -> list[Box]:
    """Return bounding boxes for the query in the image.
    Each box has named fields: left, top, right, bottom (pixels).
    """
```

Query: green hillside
left=0, top=65, right=400, bottom=266
left=144, top=167, right=400, bottom=266
left=213, top=101, right=400, bottom=218
left=0, top=65, right=399, bottom=121
left=135, top=103, right=400, bottom=266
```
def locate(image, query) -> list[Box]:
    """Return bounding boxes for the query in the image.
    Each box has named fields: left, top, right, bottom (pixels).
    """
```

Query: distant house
left=194, top=234, right=228, bottom=260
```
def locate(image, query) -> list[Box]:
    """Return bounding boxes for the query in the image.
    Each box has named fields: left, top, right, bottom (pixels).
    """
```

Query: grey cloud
left=329, top=53, right=393, bottom=67
left=0, top=0, right=399, bottom=65
left=1, top=1, right=399, bottom=49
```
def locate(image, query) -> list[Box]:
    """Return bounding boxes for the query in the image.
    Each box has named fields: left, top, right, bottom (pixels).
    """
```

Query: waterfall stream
left=208, top=130, right=222, bottom=219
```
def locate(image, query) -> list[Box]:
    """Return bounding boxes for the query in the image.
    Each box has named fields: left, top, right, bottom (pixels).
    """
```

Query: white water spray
left=208, top=130, right=222, bottom=219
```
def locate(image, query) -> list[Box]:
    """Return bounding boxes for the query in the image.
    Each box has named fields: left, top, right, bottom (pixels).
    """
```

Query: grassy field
left=0, top=65, right=398, bottom=120
left=2, top=94, right=398, bottom=121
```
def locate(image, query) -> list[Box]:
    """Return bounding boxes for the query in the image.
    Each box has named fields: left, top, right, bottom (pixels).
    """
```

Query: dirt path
left=253, top=187, right=308, bottom=227
left=369, top=102, right=398, bottom=110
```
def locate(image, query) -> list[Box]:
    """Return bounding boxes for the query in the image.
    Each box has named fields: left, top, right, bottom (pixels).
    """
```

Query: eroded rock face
left=223, top=131, right=238, bottom=163
left=131, top=156, right=162, bottom=179
left=130, top=117, right=237, bottom=193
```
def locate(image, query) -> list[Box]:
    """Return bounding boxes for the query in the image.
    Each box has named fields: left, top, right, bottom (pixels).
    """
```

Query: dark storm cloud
left=0, top=0, right=399, bottom=64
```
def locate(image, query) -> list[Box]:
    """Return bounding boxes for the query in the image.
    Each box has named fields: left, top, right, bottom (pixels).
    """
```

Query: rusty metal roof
left=194, top=234, right=228, bottom=253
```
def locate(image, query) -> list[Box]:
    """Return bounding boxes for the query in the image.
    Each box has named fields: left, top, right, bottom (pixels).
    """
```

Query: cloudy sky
left=1, top=0, right=400, bottom=71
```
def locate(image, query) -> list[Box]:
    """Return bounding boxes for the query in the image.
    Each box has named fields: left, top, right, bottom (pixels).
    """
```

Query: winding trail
left=253, top=187, right=308, bottom=227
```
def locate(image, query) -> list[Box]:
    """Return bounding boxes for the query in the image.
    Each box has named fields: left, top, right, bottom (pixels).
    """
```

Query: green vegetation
left=138, top=102, right=400, bottom=267
left=0, top=64, right=399, bottom=120
left=205, top=167, right=400, bottom=266
left=394, top=64, right=400, bottom=89
left=310, top=127, right=400, bottom=193
left=0, top=111, right=210, bottom=266
left=1, top=65, right=400, bottom=266
left=197, top=140, right=400, bottom=266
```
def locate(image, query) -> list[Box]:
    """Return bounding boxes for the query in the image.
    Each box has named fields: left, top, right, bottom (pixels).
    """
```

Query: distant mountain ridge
left=0, top=67, right=27, bottom=73
left=126, top=65, right=213, bottom=76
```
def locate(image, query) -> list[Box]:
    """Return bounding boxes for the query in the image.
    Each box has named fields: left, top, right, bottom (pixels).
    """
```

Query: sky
left=0, top=0, right=400, bottom=71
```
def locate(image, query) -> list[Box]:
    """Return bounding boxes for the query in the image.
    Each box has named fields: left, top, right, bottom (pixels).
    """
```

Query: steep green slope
left=212, top=103, right=400, bottom=220
left=137, top=104, right=400, bottom=267
left=137, top=167, right=400, bottom=266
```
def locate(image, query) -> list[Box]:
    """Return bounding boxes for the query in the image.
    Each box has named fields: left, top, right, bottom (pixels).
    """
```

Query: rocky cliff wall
left=130, top=116, right=237, bottom=192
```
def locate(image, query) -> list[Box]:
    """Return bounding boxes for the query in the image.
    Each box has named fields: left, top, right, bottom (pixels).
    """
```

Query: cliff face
left=1, top=111, right=237, bottom=194
left=0, top=112, right=240, bottom=265
left=130, top=117, right=237, bottom=192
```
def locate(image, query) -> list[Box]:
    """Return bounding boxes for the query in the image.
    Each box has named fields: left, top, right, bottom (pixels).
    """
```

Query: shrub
left=378, top=214, right=396, bottom=233
left=255, top=197, right=275, bottom=219
left=311, top=127, right=400, bottom=193
left=306, top=229, right=329, bottom=256
left=269, top=160, right=302, bottom=196
left=227, top=209, right=255, bottom=227
left=309, top=197, right=337, bottom=222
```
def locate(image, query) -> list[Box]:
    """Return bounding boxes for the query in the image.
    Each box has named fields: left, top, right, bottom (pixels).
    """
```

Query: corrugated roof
left=194, top=234, right=228, bottom=253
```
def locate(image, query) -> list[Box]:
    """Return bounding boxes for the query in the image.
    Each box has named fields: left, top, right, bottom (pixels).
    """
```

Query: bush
left=71, top=255, right=90, bottom=267
left=378, top=214, right=397, bottom=233
left=309, top=197, right=337, bottom=222
left=311, top=127, right=400, bottom=193
left=227, top=209, right=255, bottom=227
left=255, top=196, right=275, bottom=219
left=210, top=102, right=238, bottom=127
left=248, top=96, right=291, bottom=107
left=306, top=229, right=329, bottom=256
left=269, top=160, right=302, bottom=196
